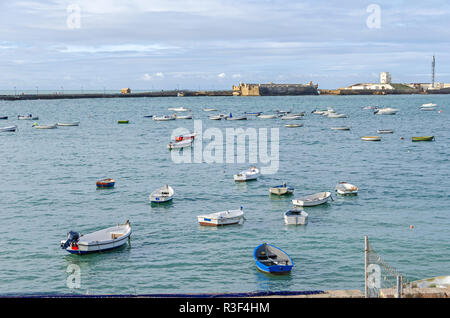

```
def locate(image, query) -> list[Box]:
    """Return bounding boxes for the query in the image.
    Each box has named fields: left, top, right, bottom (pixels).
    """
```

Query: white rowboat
left=168, top=107, right=189, bottom=112
left=374, top=108, right=398, bottom=115
left=284, top=208, right=308, bottom=225
left=167, top=139, right=193, bottom=149
left=0, top=125, right=17, bottom=132
left=197, top=207, right=244, bottom=226
left=361, top=136, right=381, bottom=141
left=33, top=124, right=57, bottom=129
left=335, top=182, right=358, bottom=195
left=292, top=192, right=332, bottom=207
left=258, top=114, right=278, bottom=119
left=57, top=122, right=80, bottom=126
left=331, top=127, right=350, bottom=131
left=153, top=115, right=176, bottom=121
left=269, top=183, right=294, bottom=195
left=234, top=167, right=259, bottom=182
left=149, top=185, right=174, bottom=203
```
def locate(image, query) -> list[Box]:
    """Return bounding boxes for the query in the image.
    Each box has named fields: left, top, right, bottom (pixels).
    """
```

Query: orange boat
left=96, top=178, right=115, bottom=188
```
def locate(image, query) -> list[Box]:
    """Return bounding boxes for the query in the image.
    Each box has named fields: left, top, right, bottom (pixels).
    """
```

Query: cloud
left=155, top=72, right=164, bottom=78
left=217, top=73, right=226, bottom=78
left=142, top=73, right=152, bottom=81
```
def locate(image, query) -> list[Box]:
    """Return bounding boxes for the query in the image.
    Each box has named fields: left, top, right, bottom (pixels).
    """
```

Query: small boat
left=226, top=113, right=247, bottom=120
left=18, top=114, right=39, bottom=120
left=57, top=122, right=80, bottom=126
left=175, top=132, right=196, bottom=142
left=412, top=136, right=435, bottom=142
left=168, top=107, right=189, bottom=112
left=377, top=129, right=393, bottom=134
left=331, top=126, right=350, bottom=131
left=269, top=182, right=294, bottom=195
left=96, top=178, right=115, bottom=188
left=174, top=113, right=192, bottom=119
left=167, top=139, right=193, bottom=149
left=0, top=125, right=17, bottom=132
left=244, top=112, right=262, bottom=116
left=312, top=109, right=328, bottom=115
left=0, top=116, right=8, bottom=120
left=153, top=115, right=176, bottom=121
left=322, top=108, right=336, bottom=116
left=420, top=103, right=437, bottom=111
left=374, top=108, right=398, bottom=115
left=202, top=108, right=217, bottom=112
left=32, top=123, right=57, bottom=129
left=60, top=220, right=131, bottom=254
left=285, top=124, right=303, bottom=128
left=149, top=185, right=174, bottom=203
left=327, top=113, right=348, bottom=118
left=197, top=207, right=244, bottom=226
left=420, top=106, right=437, bottom=111
left=254, top=243, right=293, bottom=274
left=258, top=114, right=278, bottom=119
left=117, top=120, right=129, bottom=124
left=143, top=115, right=154, bottom=118
left=284, top=208, right=308, bottom=225
left=209, top=114, right=226, bottom=120
left=234, top=166, right=259, bottom=182
left=335, top=182, right=358, bottom=195
left=281, top=115, right=303, bottom=120
left=274, top=110, right=292, bottom=114
left=361, top=136, right=381, bottom=141
left=292, top=191, right=332, bottom=207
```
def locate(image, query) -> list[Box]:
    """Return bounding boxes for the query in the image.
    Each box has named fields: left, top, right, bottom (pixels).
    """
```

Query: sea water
left=0, top=94, right=448, bottom=295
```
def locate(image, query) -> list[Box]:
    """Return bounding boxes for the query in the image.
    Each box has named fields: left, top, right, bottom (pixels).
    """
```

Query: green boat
left=412, top=136, right=435, bottom=142
left=118, top=120, right=129, bottom=124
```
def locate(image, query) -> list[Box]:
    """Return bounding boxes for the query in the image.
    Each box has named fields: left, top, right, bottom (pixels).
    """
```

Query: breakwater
left=319, top=88, right=450, bottom=95
left=0, top=90, right=233, bottom=101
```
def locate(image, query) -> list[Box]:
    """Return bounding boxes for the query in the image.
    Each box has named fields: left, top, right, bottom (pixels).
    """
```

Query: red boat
left=175, top=133, right=196, bottom=142
left=96, top=178, right=115, bottom=188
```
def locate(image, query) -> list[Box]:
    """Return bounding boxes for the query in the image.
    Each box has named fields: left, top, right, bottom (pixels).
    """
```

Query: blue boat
left=253, top=243, right=294, bottom=274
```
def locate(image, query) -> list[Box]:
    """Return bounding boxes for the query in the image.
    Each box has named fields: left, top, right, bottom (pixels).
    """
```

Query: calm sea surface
left=0, top=95, right=449, bottom=295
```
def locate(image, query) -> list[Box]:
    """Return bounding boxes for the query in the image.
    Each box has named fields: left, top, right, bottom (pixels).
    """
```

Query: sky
left=0, top=0, right=449, bottom=90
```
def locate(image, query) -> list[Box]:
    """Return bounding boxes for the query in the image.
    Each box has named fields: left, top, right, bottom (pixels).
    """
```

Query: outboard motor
left=61, top=231, right=79, bottom=249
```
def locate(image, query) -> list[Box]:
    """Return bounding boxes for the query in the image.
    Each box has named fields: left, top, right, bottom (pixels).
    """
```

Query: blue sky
left=0, top=0, right=449, bottom=90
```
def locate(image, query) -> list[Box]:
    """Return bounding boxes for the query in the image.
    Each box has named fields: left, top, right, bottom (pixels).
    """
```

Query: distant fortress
left=232, top=82, right=319, bottom=96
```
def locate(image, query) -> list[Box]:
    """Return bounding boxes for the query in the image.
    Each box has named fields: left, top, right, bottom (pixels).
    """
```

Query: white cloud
left=232, top=74, right=241, bottom=78
left=218, top=72, right=226, bottom=78
left=155, top=72, right=164, bottom=78
left=142, top=73, right=152, bottom=81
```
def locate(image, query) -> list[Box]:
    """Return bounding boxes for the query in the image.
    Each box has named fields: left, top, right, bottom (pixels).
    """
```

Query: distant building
left=232, top=82, right=318, bottom=96
left=380, top=72, right=392, bottom=84
left=345, top=83, right=394, bottom=90
left=121, top=88, right=131, bottom=94
left=345, top=72, right=394, bottom=90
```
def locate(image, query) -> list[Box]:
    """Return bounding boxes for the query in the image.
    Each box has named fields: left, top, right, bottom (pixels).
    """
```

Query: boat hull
left=254, top=244, right=293, bottom=275
left=361, top=136, right=381, bottom=141
left=284, top=210, right=308, bottom=225
left=412, top=136, right=435, bottom=142
left=292, top=192, right=331, bottom=207
left=269, top=186, right=294, bottom=195
left=197, top=210, right=244, bottom=226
